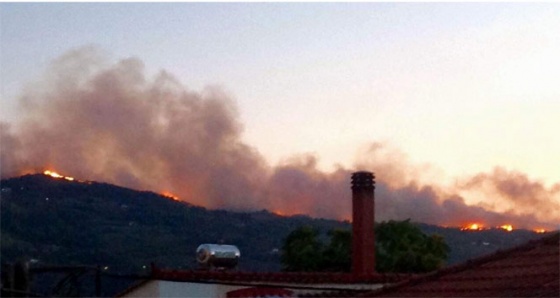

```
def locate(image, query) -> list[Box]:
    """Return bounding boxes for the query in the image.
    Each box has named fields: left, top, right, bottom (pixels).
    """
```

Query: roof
left=151, top=266, right=411, bottom=286
left=114, top=263, right=411, bottom=297
left=122, top=232, right=559, bottom=297
left=363, top=232, right=560, bottom=297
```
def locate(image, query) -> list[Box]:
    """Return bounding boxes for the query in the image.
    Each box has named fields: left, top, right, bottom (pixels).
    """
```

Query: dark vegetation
left=281, top=220, right=450, bottom=273
left=0, top=174, right=546, bottom=296
left=1, top=174, right=347, bottom=273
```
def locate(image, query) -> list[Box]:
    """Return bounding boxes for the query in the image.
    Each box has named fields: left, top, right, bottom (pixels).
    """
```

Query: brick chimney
left=351, top=171, right=376, bottom=276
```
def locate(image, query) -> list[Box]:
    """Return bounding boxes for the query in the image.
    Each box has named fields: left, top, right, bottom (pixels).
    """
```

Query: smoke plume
left=2, top=47, right=558, bottom=230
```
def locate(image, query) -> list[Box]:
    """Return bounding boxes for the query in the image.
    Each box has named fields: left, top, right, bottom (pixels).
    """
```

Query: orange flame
left=271, top=210, right=287, bottom=217
left=44, top=170, right=63, bottom=178
left=499, top=224, right=513, bottom=232
left=461, top=223, right=485, bottom=231
left=161, top=191, right=179, bottom=201
left=534, top=228, right=547, bottom=234
left=44, top=170, right=75, bottom=181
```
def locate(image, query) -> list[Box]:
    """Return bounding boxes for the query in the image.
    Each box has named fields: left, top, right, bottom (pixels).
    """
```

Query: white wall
left=123, top=280, right=246, bottom=298
left=121, top=280, right=159, bottom=297
left=122, top=280, right=386, bottom=297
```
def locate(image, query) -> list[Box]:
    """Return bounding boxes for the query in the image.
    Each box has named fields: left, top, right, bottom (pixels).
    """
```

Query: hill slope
left=1, top=173, right=544, bottom=274
left=1, top=174, right=348, bottom=273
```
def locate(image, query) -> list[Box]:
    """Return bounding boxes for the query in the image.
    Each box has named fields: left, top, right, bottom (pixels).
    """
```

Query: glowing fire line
left=499, top=224, right=513, bottom=232
left=44, top=170, right=75, bottom=181
left=460, top=223, right=519, bottom=232
left=161, top=191, right=179, bottom=201
left=461, top=223, right=485, bottom=231
left=40, top=170, right=553, bottom=232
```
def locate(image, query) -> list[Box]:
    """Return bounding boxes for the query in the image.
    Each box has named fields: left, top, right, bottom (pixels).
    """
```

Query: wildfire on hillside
left=534, top=228, right=547, bottom=234
left=161, top=191, right=179, bottom=201
left=461, top=223, right=518, bottom=232
left=42, top=170, right=92, bottom=184
left=461, top=223, right=486, bottom=231
left=2, top=49, right=559, bottom=234
left=272, top=210, right=287, bottom=217
left=44, top=170, right=74, bottom=181
left=499, top=224, right=513, bottom=232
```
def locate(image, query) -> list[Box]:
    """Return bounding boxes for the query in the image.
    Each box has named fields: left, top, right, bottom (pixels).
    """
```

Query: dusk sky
left=1, top=3, right=559, bottom=228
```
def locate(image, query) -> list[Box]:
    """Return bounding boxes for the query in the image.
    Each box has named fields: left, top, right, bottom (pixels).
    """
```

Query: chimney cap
left=351, top=171, right=375, bottom=190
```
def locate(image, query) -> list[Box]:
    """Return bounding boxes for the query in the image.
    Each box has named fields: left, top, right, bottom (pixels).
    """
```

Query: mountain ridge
left=1, top=173, right=546, bottom=274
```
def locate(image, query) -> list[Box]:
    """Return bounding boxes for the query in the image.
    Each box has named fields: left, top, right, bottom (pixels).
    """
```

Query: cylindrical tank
left=196, top=244, right=240, bottom=269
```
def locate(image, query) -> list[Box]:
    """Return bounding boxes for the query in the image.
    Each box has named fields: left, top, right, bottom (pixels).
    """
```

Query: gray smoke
left=1, top=47, right=558, bottom=230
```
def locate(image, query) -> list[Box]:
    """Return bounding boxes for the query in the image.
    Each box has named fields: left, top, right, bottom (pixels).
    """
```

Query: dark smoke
left=458, top=167, right=560, bottom=225
left=2, top=47, right=268, bottom=210
left=1, top=47, right=558, bottom=230
left=264, top=155, right=349, bottom=219
left=0, top=122, right=24, bottom=176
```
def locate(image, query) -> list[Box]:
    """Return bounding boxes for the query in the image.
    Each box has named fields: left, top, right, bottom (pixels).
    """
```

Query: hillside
left=1, top=174, right=349, bottom=273
left=1, top=173, right=545, bottom=274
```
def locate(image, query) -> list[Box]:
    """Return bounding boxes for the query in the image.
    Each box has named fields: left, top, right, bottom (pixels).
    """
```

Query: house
left=118, top=231, right=559, bottom=298
left=118, top=172, right=560, bottom=297
left=119, top=172, right=413, bottom=297
left=118, top=269, right=411, bottom=297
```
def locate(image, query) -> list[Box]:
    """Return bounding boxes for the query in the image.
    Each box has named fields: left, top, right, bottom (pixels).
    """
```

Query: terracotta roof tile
left=142, top=233, right=558, bottom=297
left=364, top=232, right=560, bottom=297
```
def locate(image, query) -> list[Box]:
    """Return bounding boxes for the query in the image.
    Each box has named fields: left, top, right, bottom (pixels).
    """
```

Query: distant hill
left=0, top=173, right=548, bottom=295
left=1, top=174, right=349, bottom=273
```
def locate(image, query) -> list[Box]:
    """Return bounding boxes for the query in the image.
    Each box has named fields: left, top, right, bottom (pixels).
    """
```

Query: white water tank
left=196, top=244, right=240, bottom=269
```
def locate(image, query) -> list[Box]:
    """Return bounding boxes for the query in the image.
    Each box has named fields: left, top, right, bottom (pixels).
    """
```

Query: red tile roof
left=363, top=232, right=560, bottom=297
left=126, top=233, right=558, bottom=297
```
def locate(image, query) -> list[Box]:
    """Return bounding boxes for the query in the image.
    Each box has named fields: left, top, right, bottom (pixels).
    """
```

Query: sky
left=1, top=3, right=559, bottom=228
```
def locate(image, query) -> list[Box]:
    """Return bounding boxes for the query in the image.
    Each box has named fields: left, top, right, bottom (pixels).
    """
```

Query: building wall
left=161, top=281, right=245, bottom=297
left=122, top=280, right=386, bottom=297
left=123, top=280, right=246, bottom=297
left=121, top=280, right=159, bottom=297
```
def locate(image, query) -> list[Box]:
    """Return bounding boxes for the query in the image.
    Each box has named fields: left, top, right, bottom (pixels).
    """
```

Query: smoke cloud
left=457, top=167, right=560, bottom=226
left=2, top=47, right=558, bottom=230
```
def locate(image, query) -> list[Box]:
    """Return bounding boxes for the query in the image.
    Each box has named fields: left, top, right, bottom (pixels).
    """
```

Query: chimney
left=351, top=171, right=376, bottom=276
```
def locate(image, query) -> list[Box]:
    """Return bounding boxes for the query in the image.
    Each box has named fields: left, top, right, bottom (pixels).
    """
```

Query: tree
left=375, top=219, right=450, bottom=273
left=280, top=220, right=450, bottom=273
left=322, top=229, right=352, bottom=272
left=280, top=226, right=324, bottom=272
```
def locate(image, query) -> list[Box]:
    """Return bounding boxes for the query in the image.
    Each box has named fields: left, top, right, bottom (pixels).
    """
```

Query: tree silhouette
left=281, top=219, right=450, bottom=273
left=322, top=229, right=352, bottom=272
left=375, top=219, right=450, bottom=273
left=280, top=226, right=324, bottom=272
